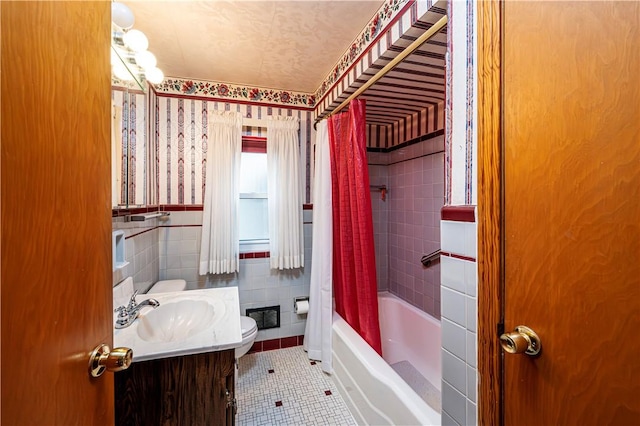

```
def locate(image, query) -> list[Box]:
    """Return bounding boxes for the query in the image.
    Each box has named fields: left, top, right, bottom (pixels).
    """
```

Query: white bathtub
left=332, top=292, right=441, bottom=425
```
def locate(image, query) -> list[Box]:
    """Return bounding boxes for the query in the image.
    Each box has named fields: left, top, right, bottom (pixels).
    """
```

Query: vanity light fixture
left=111, top=1, right=164, bottom=85
left=111, top=1, right=134, bottom=29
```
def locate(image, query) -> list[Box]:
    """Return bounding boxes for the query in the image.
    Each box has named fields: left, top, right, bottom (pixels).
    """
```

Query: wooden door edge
left=476, top=0, right=503, bottom=425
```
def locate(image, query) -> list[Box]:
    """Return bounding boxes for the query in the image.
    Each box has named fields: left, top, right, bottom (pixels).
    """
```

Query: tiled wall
left=157, top=209, right=313, bottom=343
left=368, top=133, right=445, bottom=317
left=388, top=139, right=444, bottom=317
left=440, top=207, right=478, bottom=426
left=368, top=162, right=389, bottom=291
left=112, top=216, right=160, bottom=294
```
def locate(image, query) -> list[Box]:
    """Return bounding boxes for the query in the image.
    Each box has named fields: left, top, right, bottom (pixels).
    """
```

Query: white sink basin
left=136, top=298, right=226, bottom=343
left=113, top=287, right=242, bottom=362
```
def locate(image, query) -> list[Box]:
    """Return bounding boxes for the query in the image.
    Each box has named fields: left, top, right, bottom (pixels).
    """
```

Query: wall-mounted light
left=111, top=2, right=134, bottom=29
left=122, top=29, right=148, bottom=52
left=111, top=2, right=164, bottom=85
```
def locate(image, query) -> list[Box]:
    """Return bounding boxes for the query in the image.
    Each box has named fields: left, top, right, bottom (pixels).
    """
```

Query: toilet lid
left=240, top=316, right=257, bottom=336
left=148, top=279, right=186, bottom=293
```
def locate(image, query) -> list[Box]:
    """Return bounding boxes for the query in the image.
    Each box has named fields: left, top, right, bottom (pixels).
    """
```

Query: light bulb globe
left=135, top=50, right=157, bottom=71
left=123, top=29, right=148, bottom=52
left=146, top=67, right=164, bottom=84
left=111, top=2, right=135, bottom=30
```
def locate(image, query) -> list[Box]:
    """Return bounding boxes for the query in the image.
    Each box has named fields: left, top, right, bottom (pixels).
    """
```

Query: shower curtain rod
left=313, top=14, right=448, bottom=130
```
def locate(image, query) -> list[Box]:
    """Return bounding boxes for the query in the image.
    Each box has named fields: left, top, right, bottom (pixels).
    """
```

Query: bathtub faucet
left=114, top=290, right=160, bottom=329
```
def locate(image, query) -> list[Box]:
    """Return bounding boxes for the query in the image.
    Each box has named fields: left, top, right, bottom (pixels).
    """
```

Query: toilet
left=236, top=315, right=258, bottom=358
left=146, top=279, right=187, bottom=294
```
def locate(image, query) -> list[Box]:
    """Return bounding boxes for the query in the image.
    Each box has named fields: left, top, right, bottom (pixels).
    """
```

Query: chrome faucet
left=114, top=290, right=160, bottom=329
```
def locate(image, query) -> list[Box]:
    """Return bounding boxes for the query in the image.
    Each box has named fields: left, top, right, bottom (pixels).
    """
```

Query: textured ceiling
left=125, top=1, right=384, bottom=93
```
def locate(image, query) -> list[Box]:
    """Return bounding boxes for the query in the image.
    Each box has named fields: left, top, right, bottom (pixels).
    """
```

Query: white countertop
left=113, top=287, right=242, bottom=363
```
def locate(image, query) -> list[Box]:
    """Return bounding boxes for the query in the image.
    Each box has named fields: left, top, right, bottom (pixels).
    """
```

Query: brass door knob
left=499, top=325, right=541, bottom=356
left=88, top=343, right=133, bottom=377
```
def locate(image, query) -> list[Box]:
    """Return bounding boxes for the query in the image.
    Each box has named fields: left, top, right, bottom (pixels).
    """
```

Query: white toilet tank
left=147, top=279, right=186, bottom=294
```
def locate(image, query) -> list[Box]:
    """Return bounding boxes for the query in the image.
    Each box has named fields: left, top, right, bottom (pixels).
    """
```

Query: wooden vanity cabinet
left=115, top=349, right=236, bottom=426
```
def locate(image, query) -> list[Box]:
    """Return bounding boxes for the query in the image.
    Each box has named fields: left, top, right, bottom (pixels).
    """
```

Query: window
left=239, top=137, right=268, bottom=252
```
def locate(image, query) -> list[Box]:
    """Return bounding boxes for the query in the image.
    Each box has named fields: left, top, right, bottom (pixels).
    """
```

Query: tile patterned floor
left=236, top=346, right=357, bottom=426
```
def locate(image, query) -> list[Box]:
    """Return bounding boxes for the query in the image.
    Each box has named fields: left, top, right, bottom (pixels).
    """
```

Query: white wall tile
left=441, top=410, right=459, bottom=426
left=180, top=268, right=199, bottom=284
left=466, top=296, right=477, bottom=331
left=166, top=240, right=181, bottom=256
left=291, top=321, right=306, bottom=336
left=291, top=311, right=306, bottom=324
left=441, top=220, right=477, bottom=259
left=113, top=267, right=125, bottom=287
left=279, top=311, right=292, bottom=326
left=181, top=227, right=199, bottom=240
left=289, top=285, right=309, bottom=299
left=442, top=381, right=466, bottom=426
left=257, top=327, right=279, bottom=341
left=443, top=349, right=467, bottom=395
left=441, top=221, right=466, bottom=254
left=166, top=227, right=182, bottom=241
left=442, top=318, right=467, bottom=361
left=181, top=254, right=198, bottom=269
left=467, top=400, right=477, bottom=426
left=179, top=239, right=198, bottom=255
left=465, top=261, right=477, bottom=297
left=165, top=211, right=202, bottom=226
left=165, top=268, right=182, bottom=280
left=250, top=289, right=267, bottom=304
left=464, top=221, right=477, bottom=258
left=166, top=255, right=181, bottom=269
left=467, top=365, right=477, bottom=403
left=441, top=287, right=466, bottom=327
left=441, top=256, right=467, bottom=293
left=466, top=331, right=477, bottom=368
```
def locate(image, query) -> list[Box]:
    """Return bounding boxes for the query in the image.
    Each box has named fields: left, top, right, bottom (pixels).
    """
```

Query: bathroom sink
left=136, top=298, right=226, bottom=343
left=113, top=287, right=242, bottom=362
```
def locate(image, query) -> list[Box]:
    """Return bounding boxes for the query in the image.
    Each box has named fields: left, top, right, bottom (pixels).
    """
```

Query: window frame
left=239, top=136, right=269, bottom=253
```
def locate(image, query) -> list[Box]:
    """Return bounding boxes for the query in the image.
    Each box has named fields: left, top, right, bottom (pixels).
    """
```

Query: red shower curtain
left=328, top=99, right=382, bottom=355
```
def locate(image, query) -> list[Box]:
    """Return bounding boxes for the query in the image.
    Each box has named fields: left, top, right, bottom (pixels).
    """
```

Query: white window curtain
left=303, top=120, right=333, bottom=373
left=199, top=111, right=242, bottom=275
left=267, top=116, right=304, bottom=270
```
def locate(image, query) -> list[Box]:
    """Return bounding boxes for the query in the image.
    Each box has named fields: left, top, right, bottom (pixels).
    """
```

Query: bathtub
left=332, top=292, right=441, bottom=425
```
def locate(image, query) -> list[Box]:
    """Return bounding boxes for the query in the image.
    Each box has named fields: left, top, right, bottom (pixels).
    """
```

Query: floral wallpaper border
left=313, top=0, right=410, bottom=102
left=152, top=78, right=316, bottom=108
left=112, top=77, right=145, bottom=91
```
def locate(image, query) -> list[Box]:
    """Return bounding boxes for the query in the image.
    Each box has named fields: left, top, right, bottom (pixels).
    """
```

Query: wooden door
left=503, top=2, right=640, bottom=424
left=1, top=1, right=114, bottom=424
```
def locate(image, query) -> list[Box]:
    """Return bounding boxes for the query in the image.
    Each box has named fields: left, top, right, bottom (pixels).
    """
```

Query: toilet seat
left=236, top=316, right=258, bottom=359
left=240, top=315, right=258, bottom=337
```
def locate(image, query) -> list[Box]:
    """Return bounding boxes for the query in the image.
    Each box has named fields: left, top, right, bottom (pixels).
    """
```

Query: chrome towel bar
left=421, top=249, right=441, bottom=267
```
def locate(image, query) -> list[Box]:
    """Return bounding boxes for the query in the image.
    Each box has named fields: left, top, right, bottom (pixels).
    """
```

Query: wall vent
left=246, top=305, right=281, bottom=330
